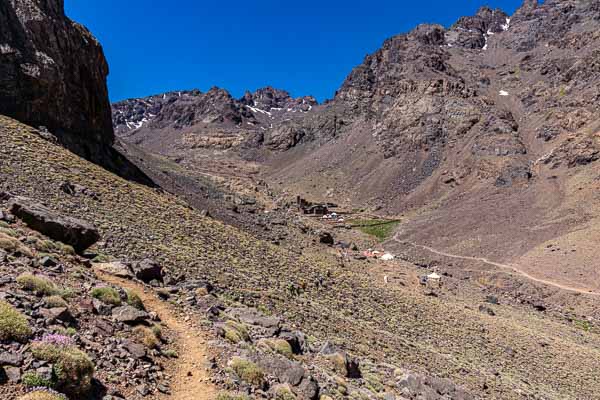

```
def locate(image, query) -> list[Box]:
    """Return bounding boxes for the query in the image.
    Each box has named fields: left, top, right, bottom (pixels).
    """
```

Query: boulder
left=279, top=330, right=307, bottom=355
left=0, top=366, right=20, bottom=384
left=112, top=305, right=149, bottom=324
left=318, top=231, right=334, bottom=245
left=252, top=353, right=305, bottom=386
left=122, top=340, right=147, bottom=359
left=95, top=262, right=134, bottom=279
left=0, top=352, right=23, bottom=367
left=9, top=197, right=99, bottom=253
left=327, top=352, right=361, bottom=378
left=297, top=376, right=320, bottom=400
left=131, top=259, right=163, bottom=283
left=228, top=307, right=281, bottom=336
left=39, top=307, right=73, bottom=322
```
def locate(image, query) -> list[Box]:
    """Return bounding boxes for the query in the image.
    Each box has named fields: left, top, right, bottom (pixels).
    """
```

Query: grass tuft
left=0, top=300, right=32, bottom=342
left=126, top=290, right=145, bottom=310
left=90, top=287, right=122, bottom=306
left=17, top=274, right=60, bottom=296
left=229, top=357, right=265, bottom=387
left=31, top=341, right=95, bottom=396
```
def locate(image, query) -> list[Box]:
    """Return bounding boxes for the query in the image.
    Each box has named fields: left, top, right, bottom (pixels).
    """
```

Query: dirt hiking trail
left=95, top=269, right=218, bottom=400
left=392, top=233, right=600, bottom=297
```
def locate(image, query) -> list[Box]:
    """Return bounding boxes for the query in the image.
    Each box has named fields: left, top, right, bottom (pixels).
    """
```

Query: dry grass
left=31, top=342, right=95, bottom=396
left=0, top=300, right=32, bottom=342
left=133, top=325, right=162, bottom=349
left=17, top=274, right=61, bottom=296
left=229, top=357, right=265, bottom=388
left=90, top=286, right=122, bottom=306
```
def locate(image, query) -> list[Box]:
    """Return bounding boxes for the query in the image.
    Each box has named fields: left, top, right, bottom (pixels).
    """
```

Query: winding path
left=392, top=233, right=600, bottom=296
left=95, top=269, right=218, bottom=400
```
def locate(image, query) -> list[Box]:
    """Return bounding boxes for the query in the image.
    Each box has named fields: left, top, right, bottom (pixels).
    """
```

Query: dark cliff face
left=0, top=0, right=153, bottom=185
left=0, top=0, right=113, bottom=144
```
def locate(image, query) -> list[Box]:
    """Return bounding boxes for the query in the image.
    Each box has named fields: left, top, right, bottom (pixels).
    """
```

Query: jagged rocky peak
left=112, top=86, right=318, bottom=136
left=446, top=6, right=510, bottom=49
left=241, top=86, right=318, bottom=113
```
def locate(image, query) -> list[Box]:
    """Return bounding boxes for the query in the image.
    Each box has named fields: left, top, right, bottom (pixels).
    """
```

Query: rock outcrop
left=0, top=0, right=153, bottom=184
left=9, top=196, right=100, bottom=253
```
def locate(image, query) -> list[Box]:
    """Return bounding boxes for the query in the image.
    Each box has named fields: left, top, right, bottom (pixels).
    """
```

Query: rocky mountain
left=112, top=87, right=318, bottom=153
left=5, top=0, right=600, bottom=399
left=0, top=0, right=152, bottom=184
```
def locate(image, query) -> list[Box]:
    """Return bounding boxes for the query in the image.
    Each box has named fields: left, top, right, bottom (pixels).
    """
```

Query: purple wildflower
left=38, top=333, right=74, bottom=347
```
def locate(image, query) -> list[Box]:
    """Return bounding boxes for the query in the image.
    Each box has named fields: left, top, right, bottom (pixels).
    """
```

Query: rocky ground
left=4, top=114, right=600, bottom=400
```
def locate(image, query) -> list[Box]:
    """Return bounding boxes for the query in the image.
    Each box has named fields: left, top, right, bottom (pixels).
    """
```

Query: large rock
left=0, top=0, right=153, bottom=184
left=9, top=196, right=99, bottom=253
left=131, top=259, right=163, bottom=283
left=111, top=305, right=149, bottom=324
left=0, top=0, right=112, bottom=143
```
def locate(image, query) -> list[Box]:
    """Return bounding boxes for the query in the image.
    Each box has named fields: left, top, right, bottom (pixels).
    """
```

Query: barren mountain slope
left=5, top=116, right=600, bottom=399
left=263, top=0, right=600, bottom=292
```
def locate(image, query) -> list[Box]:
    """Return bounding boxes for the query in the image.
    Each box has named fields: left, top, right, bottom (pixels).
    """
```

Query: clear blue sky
left=65, top=0, right=523, bottom=103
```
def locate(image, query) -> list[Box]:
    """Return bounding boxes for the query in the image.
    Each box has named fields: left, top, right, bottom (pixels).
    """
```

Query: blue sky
left=65, top=1, right=523, bottom=103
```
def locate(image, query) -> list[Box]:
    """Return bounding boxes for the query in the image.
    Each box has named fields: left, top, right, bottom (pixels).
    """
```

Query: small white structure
left=381, top=253, right=395, bottom=261
left=426, top=272, right=442, bottom=288
left=499, top=90, right=509, bottom=96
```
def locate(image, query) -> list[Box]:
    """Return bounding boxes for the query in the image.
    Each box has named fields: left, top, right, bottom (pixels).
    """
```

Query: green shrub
left=274, top=385, right=297, bottom=400
left=223, top=320, right=250, bottom=344
left=91, top=253, right=113, bottom=263
left=17, top=274, right=60, bottom=296
left=31, top=342, right=95, bottom=396
left=216, top=392, right=252, bottom=400
left=56, top=326, right=77, bottom=336
left=0, top=300, right=32, bottom=342
left=44, top=295, right=68, bottom=308
left=0, top=226, right=18, bottom=237
left=0, top=232, right=32, bottom=257
left=19, top=389, right=67, bottom=400
left=258, top=338, right=293, bottom=358
left=161, top=348, right=179, bottom=358
left=22, top=371, right=55, bottom=389
left=230, top=357, right=265, bottom=387
left=126, top=290, right=145, bottom=310
left=90, top=287, right=122, bottom=306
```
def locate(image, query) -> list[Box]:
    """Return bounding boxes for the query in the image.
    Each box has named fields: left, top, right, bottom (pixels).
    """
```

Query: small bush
left=0, top=300, right=32, bottom=342
left=56, top=326, right=77, bottom=336
left=126, top=290, right=145, bottom=310
left=133, top=326, right=161, bottom=349
left=92, top=253, right=113, bottom=263
left=274, top=385, right=297, bottom=400
left=258, top=338, right=294, bottom=359
left=29, top=237, right=57, bottom=253
left=19, top=389, right=67, bottom=400
left=17, top=274, right=60, bottom=296
left=0, top=226, right=18, bottom=237
left=223, top=320, right=250, bottom=344
left=151, top=324, right=163, bottom=340
left=90, top=287, right=122, bottom=306
left=44, top=295, right=68, bottom=308
left=31, top=341, right=95, bottom=396
left=229, top=357, right=265, bottom=387
left=161, top=348, right=179, bottom=358
left=22, top=371, right=54, bottom=389
left=216, top=392, right=252, bottom=400
left=0, top=232, right=32, bottom=257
